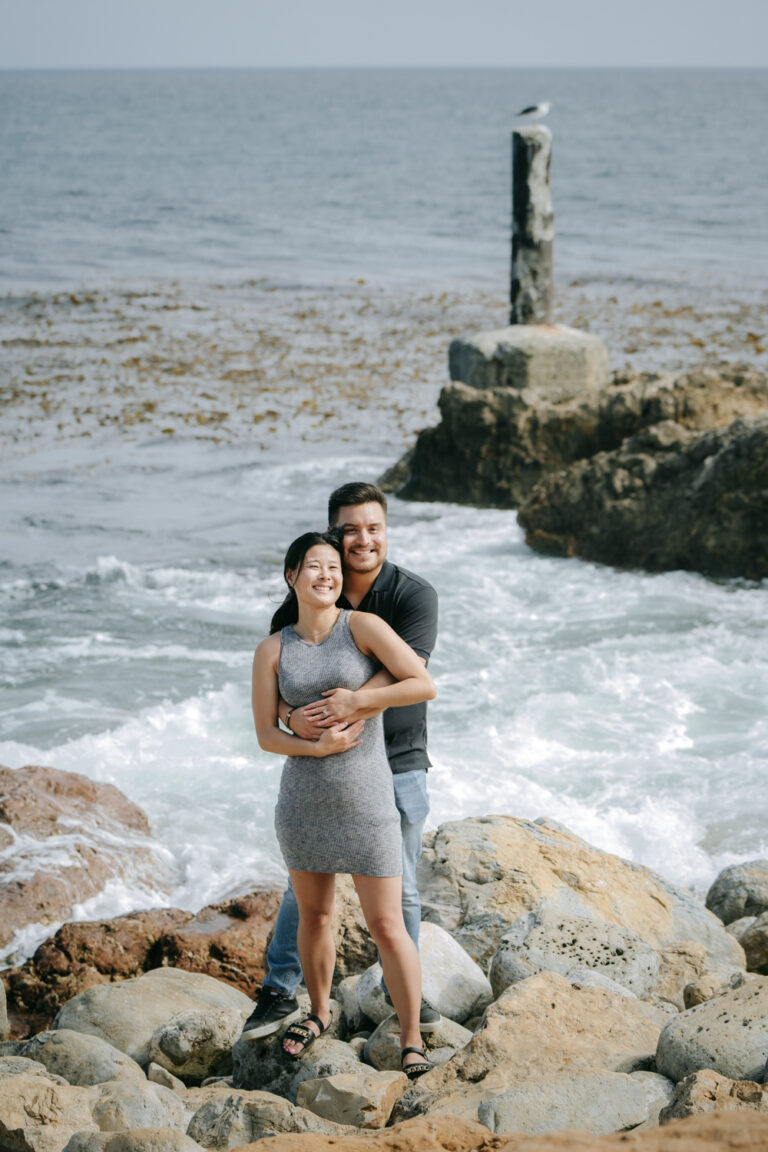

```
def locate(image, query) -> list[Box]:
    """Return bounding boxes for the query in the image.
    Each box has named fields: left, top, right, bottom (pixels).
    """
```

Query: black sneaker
left=241, top=986, right=301, bottom=1040
left=384, top=991, right=441, bottom=1034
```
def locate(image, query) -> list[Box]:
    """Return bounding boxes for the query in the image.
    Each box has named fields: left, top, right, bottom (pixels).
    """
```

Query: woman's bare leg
left=284, top=868, right=335, bottom=1055
left=353, top=874, right=424, bottom=1068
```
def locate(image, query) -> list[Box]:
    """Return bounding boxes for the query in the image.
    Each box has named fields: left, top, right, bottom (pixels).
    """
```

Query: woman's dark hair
left=269, top=531, right=343, bottom=634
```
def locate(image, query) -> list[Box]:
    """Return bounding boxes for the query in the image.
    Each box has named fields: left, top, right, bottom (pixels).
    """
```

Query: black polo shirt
left=338, top=559, right=438, bottom=775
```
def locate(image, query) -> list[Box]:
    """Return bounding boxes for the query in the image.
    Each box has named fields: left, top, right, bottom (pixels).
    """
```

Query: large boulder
left=52, top=968, right=251, bottom=1067
left=3, top=1030, right=145, bottom=1087
left=729, top=913, right=768, bottom=973
left=89, top=1080, right=191, bottom=1133
left=186, top=1087, right=346, bottom=1147
left=707, top=861, right=768, bottom=925
left=417, top=816, right=742, bottom=972
left=391, top=971, right=668, bottom=1127
left=518, top=415, right=768, bottom=579
left=660, top=1068, right=768, bottom=1124
left=656, top=976, right=768, bottom=1083
left=489, top=908, right=660, bottom=999
left=0, top=765, right=174, bottom=959
left=386, top=360, right=768, bottom=513
left=63, top=1131, right=205, bottom=1152
left=0, top=1055, right=68, bottom=1084
left=477, top=1069, right=674, bottom=1135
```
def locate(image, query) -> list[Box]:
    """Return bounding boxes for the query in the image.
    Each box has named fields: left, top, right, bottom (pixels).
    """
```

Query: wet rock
left=656, top=975, right=768, bottom=1082
left=706, top=860, right=768, bottom=925
left=659, top=1068, right=768, bottom=1124
left=518, top=415, right=768, bottom=579
left=53, top=968, right=251, bottom=1067
left=0, top=765, right=174, bottom=957
left=146, top=1007, right=243, bottom=1082
left=477, top=1068, right=674, bottom=1135
left=0, top=1073, right=96, bottom=1151
left=297, top=1069, right=407, bottom=1129
left=186, top=1088, right=346, bottom=1147
left=363, top=1012, right=472, bottom=1073
left=489, top=908, right=660, bottom=999
left=417, top=816, right=742, bottom=971
left=6, top=1029, right=146, bottom=1086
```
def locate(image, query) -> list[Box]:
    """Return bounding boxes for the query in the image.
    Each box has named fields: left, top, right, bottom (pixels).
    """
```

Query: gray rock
left=186, top=1088, right=345, bottom=1146
left=63, top=1130, right=205, bottom=1152
left=419, top=921, right=493, bottom=1022
left=489, top=908, right=660, bottom=999
left=682, top=968, right=747, bottom=1008
left=0, top=1055, right=68, bottom=1084
left=729, top=912, right=768, bottom=973
left=564, top=966, right=638, bottom=998
left=89, top=1080, right=191, bottom=1134
left=477, top=1068, right=674, bottom=1135
left=335, top=975, right=367, bottom=1035
left=706, top=860, right=768, bottom=925
left=53, top=968, right=251, bottom=1067
left=656, top=975, right=768, bottom=1082
left=146, top=1008, right=243, bottom=1082
left=363, top=1011, right=472, bottom=1073
left=355, top=966, right=391, bottom=1027
left=12, top=1030, right=146, bottom=1087
left=231, top=1033, right=361, bottom=1100
left=0, top=978, right=8, bottom=1041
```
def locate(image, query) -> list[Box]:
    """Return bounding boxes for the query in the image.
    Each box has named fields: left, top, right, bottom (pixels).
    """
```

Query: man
left=242, top=480, right=439, bottom=1039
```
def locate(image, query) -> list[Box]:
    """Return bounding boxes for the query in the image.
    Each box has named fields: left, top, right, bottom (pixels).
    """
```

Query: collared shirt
left=339, top=559, right=438, bottom=775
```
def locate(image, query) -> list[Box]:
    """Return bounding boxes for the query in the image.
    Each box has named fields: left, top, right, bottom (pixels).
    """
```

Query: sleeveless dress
left=274, top=609, right=402, bottom=877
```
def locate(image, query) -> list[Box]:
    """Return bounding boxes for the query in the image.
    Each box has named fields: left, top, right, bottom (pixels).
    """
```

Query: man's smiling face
left=333, top=501, right=388, bottom=576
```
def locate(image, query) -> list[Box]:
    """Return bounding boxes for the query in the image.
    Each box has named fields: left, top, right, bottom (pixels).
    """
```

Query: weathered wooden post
left=510, top=126, right=554, bottom=325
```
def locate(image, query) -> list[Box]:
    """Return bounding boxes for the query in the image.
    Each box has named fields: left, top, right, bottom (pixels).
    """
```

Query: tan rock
left=417, top=816, right=743, bottom=970
left=186, top=1087, right=346, bottom=1146
left=146, top=1062, right=186, bottom=1093
left=0, top=1073, right=96, bottom=1152
left=683, top=969, right=747, bottom=1008
left=297, top=1069, right=407, bottom=1129
left=331, top=875, right=378, bottom=977
left=224, top=1110, right=768, bottom=1150
left=63, top=1130, right=206, bottom=1151
left=660, top=1068, right=768, bottom=1124
left=391, top=971, right=667, bottom=1126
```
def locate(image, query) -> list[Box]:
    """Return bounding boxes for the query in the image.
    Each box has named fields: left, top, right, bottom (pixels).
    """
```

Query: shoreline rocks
left=3, top=804, right=768, bottom=1148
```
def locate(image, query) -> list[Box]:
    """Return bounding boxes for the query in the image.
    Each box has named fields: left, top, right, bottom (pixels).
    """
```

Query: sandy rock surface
left=660, top=1068, right=768, bottom=1124
left=296, top=1069, right=407, bottom=1129
left=186, top=1087, right=347, bottom=1147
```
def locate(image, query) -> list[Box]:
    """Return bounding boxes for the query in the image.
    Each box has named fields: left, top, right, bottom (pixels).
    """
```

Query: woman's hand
left=304, top=688, right=358, bottom=728
left=313, top=719, right=365, bottom=756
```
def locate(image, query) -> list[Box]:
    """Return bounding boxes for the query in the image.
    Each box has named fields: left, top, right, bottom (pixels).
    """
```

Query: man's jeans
left=264, top=768, right=430, bottom=997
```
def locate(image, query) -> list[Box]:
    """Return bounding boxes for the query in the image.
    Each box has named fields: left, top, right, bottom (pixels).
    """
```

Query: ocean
left=1, top=67, right=767, bottom=966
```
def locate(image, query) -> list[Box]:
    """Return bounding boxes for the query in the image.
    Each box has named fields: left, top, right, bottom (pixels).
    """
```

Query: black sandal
left=401, top=1046, right=432, bottom=1081
left=282, top=1014, right=327, bottom=1059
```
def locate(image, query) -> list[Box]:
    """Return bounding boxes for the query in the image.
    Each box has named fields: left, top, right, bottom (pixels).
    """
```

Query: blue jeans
left=264, top=768, right=430, bottom=997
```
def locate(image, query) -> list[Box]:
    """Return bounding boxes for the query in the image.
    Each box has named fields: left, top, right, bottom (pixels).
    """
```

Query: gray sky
left=2, top=0, right=767, bottom=69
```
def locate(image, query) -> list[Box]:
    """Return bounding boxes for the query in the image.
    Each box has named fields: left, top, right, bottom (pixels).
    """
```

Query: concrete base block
left=449, top=324, right=610, bottom=403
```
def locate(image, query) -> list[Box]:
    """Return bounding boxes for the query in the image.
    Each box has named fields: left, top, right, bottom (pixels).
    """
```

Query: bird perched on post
left=516, top=102, right=552, bottom=121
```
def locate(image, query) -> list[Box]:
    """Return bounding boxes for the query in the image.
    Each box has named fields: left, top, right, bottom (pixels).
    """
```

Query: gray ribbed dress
left=275, top=609, right=402, bottom=876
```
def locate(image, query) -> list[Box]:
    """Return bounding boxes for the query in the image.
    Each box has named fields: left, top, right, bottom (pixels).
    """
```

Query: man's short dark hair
left=328, top=482, right=388, bottom=526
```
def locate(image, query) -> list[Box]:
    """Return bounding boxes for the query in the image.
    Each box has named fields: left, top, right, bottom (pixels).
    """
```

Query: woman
left=252, top=531, right=437, bottom=1079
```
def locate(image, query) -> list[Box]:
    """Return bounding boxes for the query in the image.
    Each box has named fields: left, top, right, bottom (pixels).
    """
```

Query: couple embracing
left=248, top=481, right=439, bottom=1080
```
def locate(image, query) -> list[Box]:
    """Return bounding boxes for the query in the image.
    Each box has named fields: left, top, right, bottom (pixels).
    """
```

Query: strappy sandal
left=401, top=1046, right=432, bottom=1081
left=282, top=1013, right=327, bottom=1059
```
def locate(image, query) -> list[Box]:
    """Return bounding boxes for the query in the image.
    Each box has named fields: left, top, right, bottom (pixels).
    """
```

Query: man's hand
left=314, top=719, right=365, bottom=756
left=303, top=689, right=358, bottom=728
left=285, top=704, right=322, bottom=741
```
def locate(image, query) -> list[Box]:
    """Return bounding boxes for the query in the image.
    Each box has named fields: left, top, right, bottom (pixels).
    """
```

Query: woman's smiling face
left=287, top=543, right=343, bottom=608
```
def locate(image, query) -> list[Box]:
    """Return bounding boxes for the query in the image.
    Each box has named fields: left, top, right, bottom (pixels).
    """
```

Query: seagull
left=516, top=101, right=552, bottom=121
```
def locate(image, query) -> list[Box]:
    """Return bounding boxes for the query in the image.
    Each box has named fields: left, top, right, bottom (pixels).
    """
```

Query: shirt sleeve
left=391, top=581, right=438, bottom=662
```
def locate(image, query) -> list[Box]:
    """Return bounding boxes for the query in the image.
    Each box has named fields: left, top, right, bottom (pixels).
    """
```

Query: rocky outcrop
left=385, top=360, right=768, bottom=508
left=416, top=816, right=742, bottom=972
left=0, top=765, right=174, bottom=959
left=518, top=415, right=768, bottom=578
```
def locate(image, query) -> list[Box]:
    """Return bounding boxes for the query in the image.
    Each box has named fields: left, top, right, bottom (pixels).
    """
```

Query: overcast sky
left=2, top=0, right=767, bottom=69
